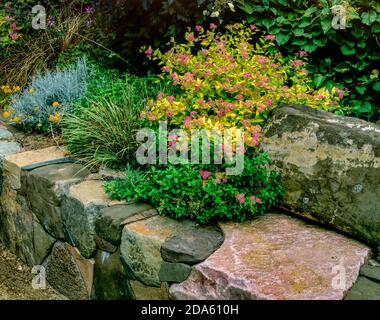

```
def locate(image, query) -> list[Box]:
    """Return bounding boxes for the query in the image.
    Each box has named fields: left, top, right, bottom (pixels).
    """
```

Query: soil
left=0, top=243, right=67, bottom=300
left=5, top=124, right=62, bottom=152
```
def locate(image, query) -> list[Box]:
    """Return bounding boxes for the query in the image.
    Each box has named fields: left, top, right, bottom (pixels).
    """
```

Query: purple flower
left=85, top=5, right=95, bottom=14
left=47, top=16, right=56, bottom=28
left=250, top=24, right=257, bottom=30
left=195, top=25, right=203, bottom=32
left=87, top=19, right=94, bottom=28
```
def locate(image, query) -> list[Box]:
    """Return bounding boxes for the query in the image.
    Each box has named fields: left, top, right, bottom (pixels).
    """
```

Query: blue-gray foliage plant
left=10, top=58, right=89, bottom=130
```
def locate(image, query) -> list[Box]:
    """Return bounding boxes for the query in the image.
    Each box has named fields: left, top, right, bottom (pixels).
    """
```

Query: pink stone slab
left=170, top=213, right=370, bottom=300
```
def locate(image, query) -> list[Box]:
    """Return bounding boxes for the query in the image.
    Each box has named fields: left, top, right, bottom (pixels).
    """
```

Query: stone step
left=169, top=213, right=370, bottom=300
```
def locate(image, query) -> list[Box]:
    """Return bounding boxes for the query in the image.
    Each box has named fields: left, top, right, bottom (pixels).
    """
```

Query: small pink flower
left=299, top=50, right=307, bottom=57
left=145, top=47, right=153, bottom=57
left=166, top=110, right=174, bottom=118
left=252, top=133, right=261, bottom=146
left=167, top=95, right=175, bottom=103
left=265, top=99, right=273, bottom=106
left=190, top=111, right=197, bottom=117
left=184, top=116, right=192, bottom=128
left=265, top=34, right=276, bottom=41
left=210, top=22, right=217, bottom=30
left=250, top=196, right=262, bottom=204
left=236, top=94, right=243, bottom=100
left=250, top=24, right=257, bottom=30
left=199, top=170, right=212, bottom=180
left=10, top=22, right=17, bottom=31
left=8, top=31, right=17, bottom=40
left=291, top=60, right=304, bottom=68
left=163, top=66, right=170, bottom=73
left=168, top=135, right=177, bottom=141
left=223, top=177, right=228, bottom=183
left=157, top=92, right=165, bottom=99
left=336, top=88, right=345, bottom=99
left=201, top=49, right=208, bottom=57
left=187, top=33, right=196, bottom=42
left=244, top=73, right=252, bottom=79
left=4, top=16, right=13, bottom=22
left=195, top=25, right=203, bottom=32
left=236, top=193, right=245, bottom=204
left=168, top=141, right=176, bottom=147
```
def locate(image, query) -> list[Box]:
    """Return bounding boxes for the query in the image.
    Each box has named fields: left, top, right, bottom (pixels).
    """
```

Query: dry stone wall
left=0, top=118, right=378, bottom=300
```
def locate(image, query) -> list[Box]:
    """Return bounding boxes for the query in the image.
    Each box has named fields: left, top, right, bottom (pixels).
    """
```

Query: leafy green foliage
left=104, top=152, right=284, bottom=224
left=237, top=0, right=380, bottom=122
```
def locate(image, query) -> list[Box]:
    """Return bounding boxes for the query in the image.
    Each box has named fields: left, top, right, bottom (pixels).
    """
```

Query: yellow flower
left=48, top=112, right=62, bottom=124
left=52, top=101, right=60, bottom=108
left=3, top=111, right=10, bottom=119
left=28, top=88, right=35, bottom=94
left=13, top=116, right=22, bottom=123
left=13, top=86, right=21, bottom=92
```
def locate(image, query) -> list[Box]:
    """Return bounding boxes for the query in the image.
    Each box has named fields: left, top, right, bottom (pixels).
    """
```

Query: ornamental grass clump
left=5, top=58, right=89, bottom=132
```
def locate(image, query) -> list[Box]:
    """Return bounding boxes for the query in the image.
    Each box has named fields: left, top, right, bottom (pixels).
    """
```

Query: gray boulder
left=260, top=105, right=380, bottom=246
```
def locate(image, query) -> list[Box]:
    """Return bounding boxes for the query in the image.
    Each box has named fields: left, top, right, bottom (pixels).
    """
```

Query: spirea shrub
left=5, top=58, right=89, bottom=132
left=142, top=22, right=344, bottom=147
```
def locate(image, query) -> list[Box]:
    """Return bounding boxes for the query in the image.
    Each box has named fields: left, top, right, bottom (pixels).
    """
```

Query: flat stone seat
left=170, top=213, right=370, bottom=300
left=3, top=146, right=67, bottom=190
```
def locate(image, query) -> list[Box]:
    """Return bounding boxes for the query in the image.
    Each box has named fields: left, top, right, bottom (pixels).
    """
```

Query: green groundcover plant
left=104, top=152, right=284, bottom=224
